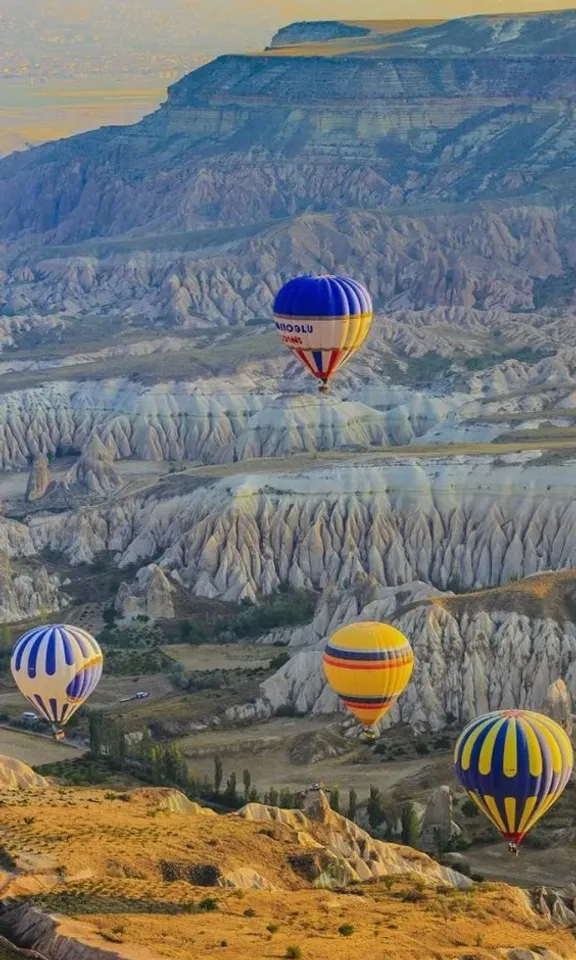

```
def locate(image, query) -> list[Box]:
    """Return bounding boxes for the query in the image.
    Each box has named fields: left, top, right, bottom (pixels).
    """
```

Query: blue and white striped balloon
left=11, top=624, right=103, bottom=728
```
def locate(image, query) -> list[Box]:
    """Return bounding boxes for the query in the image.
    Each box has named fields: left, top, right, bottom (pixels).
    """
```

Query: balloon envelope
left=273, top=275, right=373, bottom=387
left=454, top=709, right=573, bottom=844
left=323, top=621, right=414, bottom=729
left=11, top=624, right=103, bottom=728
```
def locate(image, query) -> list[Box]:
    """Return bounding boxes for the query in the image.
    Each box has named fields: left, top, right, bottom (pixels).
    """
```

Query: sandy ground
left=0, top=726, right=81, bottom=765
left=3, top=786, right=576, bottom=960
left=180, top=716, right=451, bottom=798
left=466, top=842, right=576, bottom=888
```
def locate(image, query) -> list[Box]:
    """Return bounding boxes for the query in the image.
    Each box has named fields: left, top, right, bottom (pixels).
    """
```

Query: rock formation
left=24, top=454, right=52, bottom=503
left=65, top=436, right=121, bottom=497
left=542, top=679, right=573, bottom=736
left=0, top=554, right=64, bottom=625
left=419, top=786, right=461, bottom=854
left=115, top=564, right=176, bottom=621
left=0, top=756, right=47, bottom=791
left=0, top=12, right=576, bottom=334
left=240, top=789, right=470, bottom=889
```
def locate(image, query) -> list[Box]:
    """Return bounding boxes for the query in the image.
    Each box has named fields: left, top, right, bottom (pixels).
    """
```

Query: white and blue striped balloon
left=11, top=624, right=103, bottom=727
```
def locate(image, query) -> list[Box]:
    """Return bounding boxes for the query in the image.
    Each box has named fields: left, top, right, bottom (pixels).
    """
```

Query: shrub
left=266, top=923, right=279, bottom=934
left=338, top=924, right=355, bottom=936
left=243, top=908, right=256, bottom=917
left=198, top=897, right=218, bottom=912
left=286, top=947, right=302, bottom=959
left=402, top=889, right=426, bottom=903
left=461, top=799, right=479, bottom=818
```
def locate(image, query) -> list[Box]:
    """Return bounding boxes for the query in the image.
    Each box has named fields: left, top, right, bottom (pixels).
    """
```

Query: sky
left=3, top=0, right=576, bottom=79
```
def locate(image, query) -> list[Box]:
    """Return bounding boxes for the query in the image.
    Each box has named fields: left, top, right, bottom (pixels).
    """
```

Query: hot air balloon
left=323, top=621, right=414, bottom=741
left=454, top=709, right=573, bottom=854
left=11, top=624, right=103, bottom=740
left=273, top=275, right=373, bottom=393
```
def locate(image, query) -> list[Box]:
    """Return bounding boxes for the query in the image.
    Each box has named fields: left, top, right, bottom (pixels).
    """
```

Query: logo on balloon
left=275, top=322, right=314, bottom=334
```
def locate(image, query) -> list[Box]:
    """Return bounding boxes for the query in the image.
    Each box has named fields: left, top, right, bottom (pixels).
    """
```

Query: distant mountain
left=2, top=10, right=576, bottom=337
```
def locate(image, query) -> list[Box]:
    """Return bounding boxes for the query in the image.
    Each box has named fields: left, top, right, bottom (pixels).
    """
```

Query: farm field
left=0, top=727, right=82, bottom=765
left=161, top=643, right=278, bottom=671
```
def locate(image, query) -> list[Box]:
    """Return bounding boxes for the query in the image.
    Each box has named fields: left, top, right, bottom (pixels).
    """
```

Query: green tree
left=400, top=802, right=420, bottom=848
left=163, top=743, right=188, bottom=787
left=88, top=711, right=105, bottom=756
left=102, top=606, right=116, bottom=627
left=347, top=788, right=357, bottom=822
left=0, top=623, right=11, bottom=650
left=367, top=785, right=384, bottom=830
left=243, top=768, right=252, bottom=801
left=268, top=786, right=279, bottom=807
left=214, top=756, right=223, bottom=796
left=152, top=745, right=163, bottom=785
left=223, top=771, right=238, bottom=807
left=329, top=786, right=340, bottom=814
left=279, top=788, right=294, bottom=809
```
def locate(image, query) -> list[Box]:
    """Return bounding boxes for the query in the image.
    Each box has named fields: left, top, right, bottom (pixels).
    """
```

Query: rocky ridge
left=1, top=13, right=576, bottom=337
left=3, top=351, right=576, bottom=472
left=0, top=784, right=574, bottom=960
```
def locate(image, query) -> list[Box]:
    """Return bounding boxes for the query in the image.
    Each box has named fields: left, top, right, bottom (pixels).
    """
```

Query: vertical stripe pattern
left=11, top=624, right=103, bottom=727
left=323, top=621, right=414, bottom=729
left=454, top=709, right=573, bottom=844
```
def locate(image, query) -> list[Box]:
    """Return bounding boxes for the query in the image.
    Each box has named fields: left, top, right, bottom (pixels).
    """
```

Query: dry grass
left=432, top=568, right=576, bottom=623
left=160, top=644, right=275, bottom=672
left=1, top=786, right=575, bottom=960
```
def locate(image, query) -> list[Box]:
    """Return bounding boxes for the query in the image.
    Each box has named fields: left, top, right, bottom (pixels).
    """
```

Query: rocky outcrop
left=239, top=789, right=472, bottom=889
left=0, top=903, right=139, bottom=960
left=542, top=679, right=573, bottom=736
left=2, top=347, right=576, bottom=470
left=0, top=757, right=47, bottom=792
left=115, top=564, right=176, bottom=620
left=64, top=437, right=121, bottom=497
left=1, top=11, right=576, bottom=336
left=25, top=455, right=52, bottom=503
left=269, top=21, right=371, bottom=47
left=226, top=571, right=576, bottom=729
left=0, top=554, right=64, bottom=625
left=419, top=786, right=460, bottom=853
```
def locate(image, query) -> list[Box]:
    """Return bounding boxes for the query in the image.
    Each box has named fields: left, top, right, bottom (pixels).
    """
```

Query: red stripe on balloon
left=294, top=348, right=321, bottom=378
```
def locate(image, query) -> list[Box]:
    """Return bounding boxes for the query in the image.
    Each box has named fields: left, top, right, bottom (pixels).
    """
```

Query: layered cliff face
left=1, top=12, right=576, bottom=336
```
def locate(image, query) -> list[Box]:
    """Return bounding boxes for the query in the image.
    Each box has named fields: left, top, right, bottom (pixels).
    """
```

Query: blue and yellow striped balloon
left=273, top=275, right=373, bottom=392
left=323, top=621, right=414, bottom=730
left=454, top=709, right=573, bottom=845
left=11, top=624, right=103, bottom=733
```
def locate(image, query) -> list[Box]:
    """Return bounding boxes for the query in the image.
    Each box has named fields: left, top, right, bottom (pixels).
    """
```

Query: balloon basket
left=318, top=384, right=329, bottom=395
left=53, top=729, right=65, bottom=741
left=360, top=729, right=377, bottom=744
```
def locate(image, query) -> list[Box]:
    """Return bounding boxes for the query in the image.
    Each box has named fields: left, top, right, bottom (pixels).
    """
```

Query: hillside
left=1, top=10, right=576, bottom=341
left=0, top=780, right=574, bottom=960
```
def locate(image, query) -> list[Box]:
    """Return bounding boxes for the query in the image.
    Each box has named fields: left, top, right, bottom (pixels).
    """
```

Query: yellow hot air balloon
left=454, top=709, right=573, bottom=854
left=323, top=621, right=414, bottom=740
left=273, top=275, right=373, bottom=393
